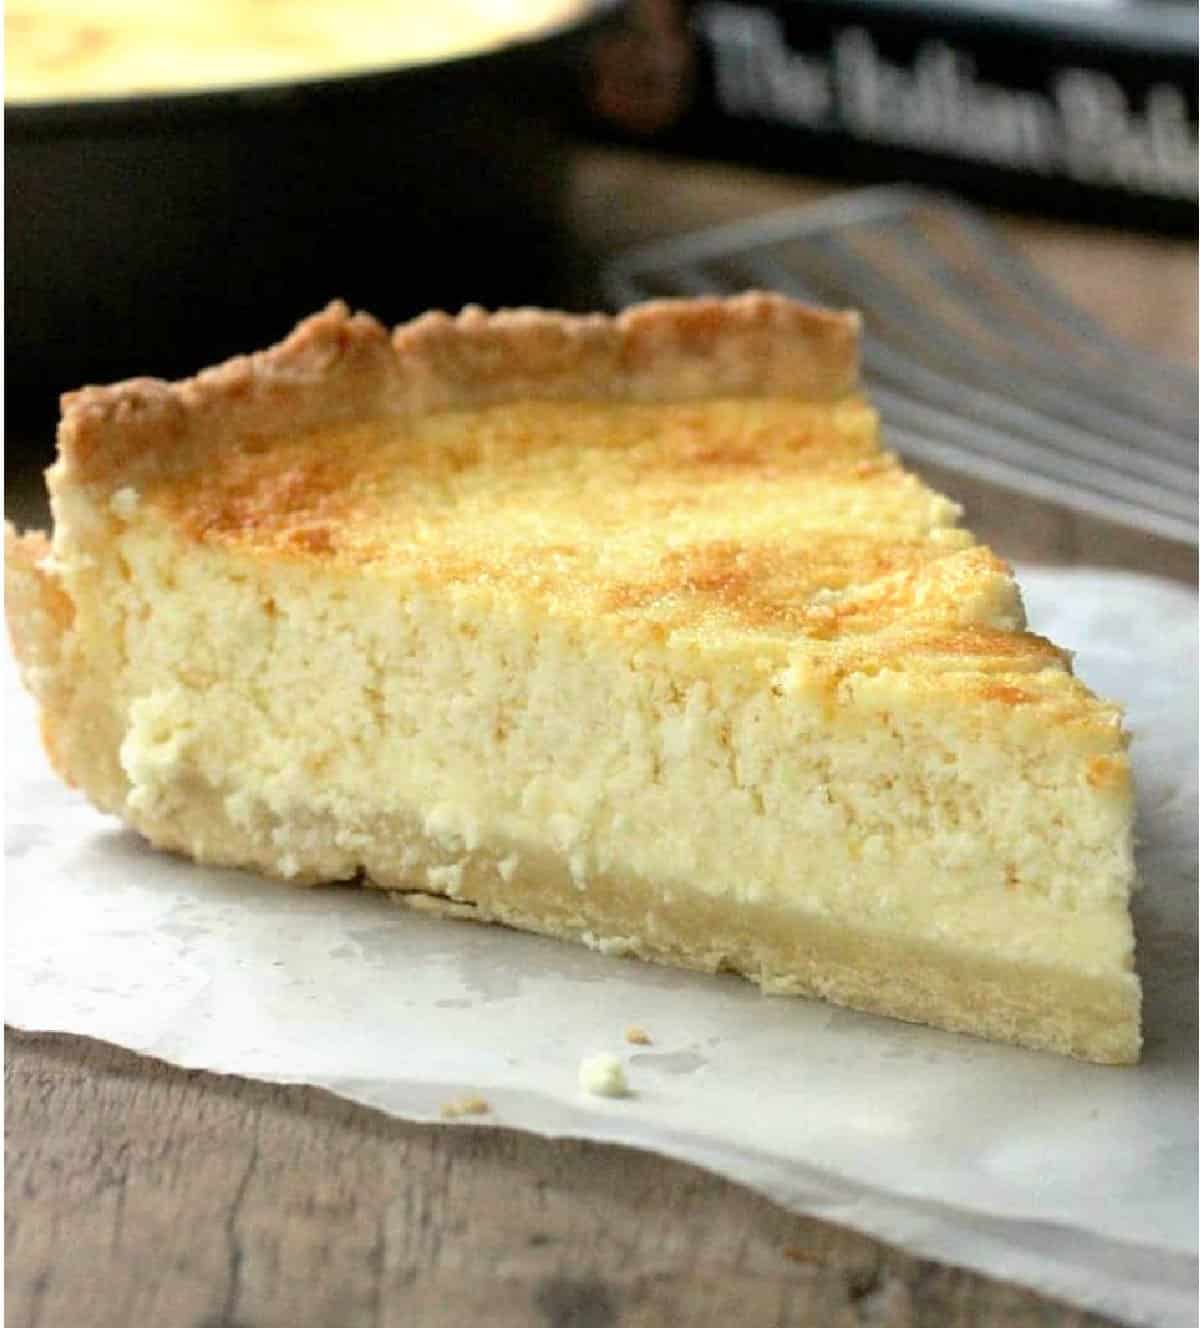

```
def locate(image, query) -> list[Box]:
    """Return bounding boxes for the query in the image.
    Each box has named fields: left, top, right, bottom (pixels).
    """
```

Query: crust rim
left=55, top=293, right=862, bottom=485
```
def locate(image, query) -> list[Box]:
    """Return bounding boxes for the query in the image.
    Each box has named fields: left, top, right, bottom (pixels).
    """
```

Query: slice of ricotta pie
left=5, top=294, right=1140, bottom=1062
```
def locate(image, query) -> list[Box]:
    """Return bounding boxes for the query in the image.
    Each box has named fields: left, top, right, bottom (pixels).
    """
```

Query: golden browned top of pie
left=152, top=397, right=980, bottom=635
left=46, top=295, right=1103, bottom=713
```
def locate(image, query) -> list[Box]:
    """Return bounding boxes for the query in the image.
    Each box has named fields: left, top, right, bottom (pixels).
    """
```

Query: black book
left=583, top=0, right=1199, bottom=233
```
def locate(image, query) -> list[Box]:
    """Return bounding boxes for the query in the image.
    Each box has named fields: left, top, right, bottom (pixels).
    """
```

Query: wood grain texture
left=6, top=1030, right=1118, bottom=1328
left=6, top=145, right=1194, bottom=1328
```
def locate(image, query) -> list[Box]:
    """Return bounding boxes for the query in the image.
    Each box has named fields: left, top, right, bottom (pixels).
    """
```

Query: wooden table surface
left=6, top=146, right=1196, bottom=1328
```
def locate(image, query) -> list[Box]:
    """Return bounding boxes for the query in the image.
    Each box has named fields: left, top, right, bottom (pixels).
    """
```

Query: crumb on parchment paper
left=440, top=1095, right=491, bottom=1119
left=624, top=1025, right=652, bottom=1045
left=578, top=1053, right=629, bottom=1097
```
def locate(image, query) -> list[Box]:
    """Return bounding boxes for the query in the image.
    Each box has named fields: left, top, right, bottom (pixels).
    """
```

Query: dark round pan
left=6, top=4, right=617, bottom=430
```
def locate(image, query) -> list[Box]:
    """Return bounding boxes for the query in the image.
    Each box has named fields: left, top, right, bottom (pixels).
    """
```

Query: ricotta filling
left=68, top=517, right=1137, bottom=981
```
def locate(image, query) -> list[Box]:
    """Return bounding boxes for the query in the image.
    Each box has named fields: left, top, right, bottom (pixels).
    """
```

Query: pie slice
left=4, top=294, right=1140, bottom=1062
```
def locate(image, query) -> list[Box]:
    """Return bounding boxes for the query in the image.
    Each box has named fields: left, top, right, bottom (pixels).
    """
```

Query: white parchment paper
left=6, top=567, right=1197, bottom=1327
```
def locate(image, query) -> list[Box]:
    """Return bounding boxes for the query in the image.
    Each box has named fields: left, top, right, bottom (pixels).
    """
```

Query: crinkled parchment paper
left=6, top=567, right=1197, bottom=1327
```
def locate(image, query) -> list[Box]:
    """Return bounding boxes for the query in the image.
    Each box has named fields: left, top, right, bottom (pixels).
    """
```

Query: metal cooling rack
left=604, top=186, right=1198, bottom=546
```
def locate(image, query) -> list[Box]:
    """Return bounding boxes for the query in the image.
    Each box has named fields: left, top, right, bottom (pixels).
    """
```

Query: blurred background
left=5, top=0, right=1198, bottom=569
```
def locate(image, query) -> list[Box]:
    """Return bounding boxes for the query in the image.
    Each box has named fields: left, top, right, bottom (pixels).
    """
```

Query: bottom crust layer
left=138, top=786, right=1141, bottom=1066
